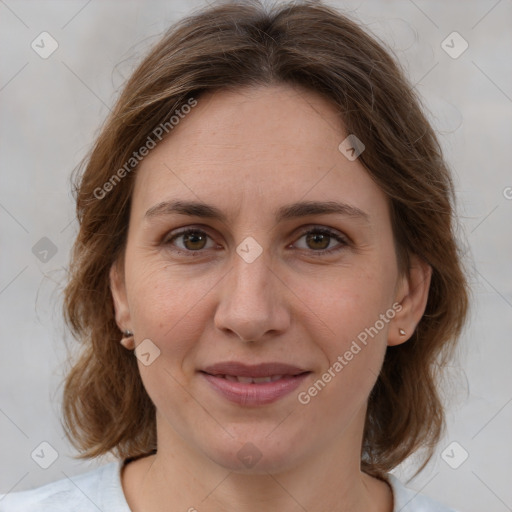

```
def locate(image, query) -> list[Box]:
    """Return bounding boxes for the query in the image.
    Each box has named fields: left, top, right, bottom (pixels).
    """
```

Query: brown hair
left=61, top=0, right=469, bottom=479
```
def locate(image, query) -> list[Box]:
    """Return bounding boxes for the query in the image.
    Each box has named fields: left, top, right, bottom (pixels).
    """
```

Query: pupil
left=181, top=232, right=331, bottom=251
left=185, top=232, right=205, bottom=250
left=308, top=233, right=329, bottom=250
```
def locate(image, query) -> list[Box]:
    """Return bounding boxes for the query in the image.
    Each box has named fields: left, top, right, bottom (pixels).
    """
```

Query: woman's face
left=111, top=84, right=424, bottom=473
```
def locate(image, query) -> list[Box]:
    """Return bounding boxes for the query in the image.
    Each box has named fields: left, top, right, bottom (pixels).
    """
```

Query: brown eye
left=164, top=226, right=348, bottom=257
left=182, top=231, right=208, bottom=250
left=305, top=232, right=331, bottom=250
left=165, top=229, right=213, bottom=252
left=294, top=227, right=348, bottom=254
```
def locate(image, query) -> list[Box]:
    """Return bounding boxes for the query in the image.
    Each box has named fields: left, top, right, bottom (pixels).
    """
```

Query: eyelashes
left=162, top=225, right=349, bottom=257
left=293, top=227, right=348, bottom=254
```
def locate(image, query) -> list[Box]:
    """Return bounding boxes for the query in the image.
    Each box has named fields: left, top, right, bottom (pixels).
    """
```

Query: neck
left=122, top=409, right=393, bottom=512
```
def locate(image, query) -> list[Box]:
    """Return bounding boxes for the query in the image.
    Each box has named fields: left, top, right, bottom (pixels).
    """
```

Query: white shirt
left=0, top=459, right=459, bottom=511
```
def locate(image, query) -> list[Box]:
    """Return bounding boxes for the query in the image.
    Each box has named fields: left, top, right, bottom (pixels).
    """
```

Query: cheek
left=124, top=261, right=206, bottom=413
left=292, top=263, right=395, bottom=410
left=296, top=261, right=396, bottom=346
left=125, top=258, right=218, bottom=359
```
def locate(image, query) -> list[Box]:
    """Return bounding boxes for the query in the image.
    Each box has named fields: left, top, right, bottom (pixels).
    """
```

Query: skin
left=110, top=84, right=431, bottom=512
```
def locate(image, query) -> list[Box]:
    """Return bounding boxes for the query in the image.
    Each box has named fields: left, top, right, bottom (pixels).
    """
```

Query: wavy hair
left=61, top=0, right=469, bottom=479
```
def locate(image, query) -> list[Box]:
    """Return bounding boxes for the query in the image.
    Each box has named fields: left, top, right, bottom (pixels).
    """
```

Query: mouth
left=198, top=362, right=312, bottom=406
left=201, top=361, right=310, bottom=378
left=207, top=374, right=301, bottom=384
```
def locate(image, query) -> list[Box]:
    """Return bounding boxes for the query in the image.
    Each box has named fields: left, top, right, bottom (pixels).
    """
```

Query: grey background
left=1, top=1, right=511, bottom=511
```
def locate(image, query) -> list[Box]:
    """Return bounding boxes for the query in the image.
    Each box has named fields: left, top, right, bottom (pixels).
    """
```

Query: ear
left=388, top=254, right=432, bottom=346
left=109, top=257, right=132, bottom=333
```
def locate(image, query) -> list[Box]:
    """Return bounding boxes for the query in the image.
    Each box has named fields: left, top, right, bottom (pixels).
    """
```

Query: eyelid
left=162, top=226, right=218, bottom=251
left=293, top=225, right=349, bottom=254
left=162, top=224, right=350, bottom=255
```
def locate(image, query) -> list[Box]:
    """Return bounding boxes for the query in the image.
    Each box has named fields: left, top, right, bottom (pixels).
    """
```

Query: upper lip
left=201, top=361, right=310, bottom=378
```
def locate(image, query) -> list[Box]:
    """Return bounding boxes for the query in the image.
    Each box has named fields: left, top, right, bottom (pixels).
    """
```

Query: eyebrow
left=144, top=199, right=370, bottom=224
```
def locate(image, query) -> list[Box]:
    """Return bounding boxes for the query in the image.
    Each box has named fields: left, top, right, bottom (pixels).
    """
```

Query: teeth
left=252, top=376, right=273, bottom=383
left=223, top=374, right=285, bottom=383
left=236, top=376, right=256, bottom=383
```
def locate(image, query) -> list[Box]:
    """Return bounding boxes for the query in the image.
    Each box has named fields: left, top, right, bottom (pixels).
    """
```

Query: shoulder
left=0, top=460, right=130, bottom=512
left=386, top=473, right=461, bottom=512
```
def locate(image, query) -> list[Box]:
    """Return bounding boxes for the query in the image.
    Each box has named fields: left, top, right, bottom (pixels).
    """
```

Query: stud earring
left=120, top=330, right=135, bottom=350
left=399, top=328, right=406, bottom=336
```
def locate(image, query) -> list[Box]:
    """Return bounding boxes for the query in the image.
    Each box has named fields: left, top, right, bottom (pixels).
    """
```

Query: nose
left=213, top=248, right=290, bottom=343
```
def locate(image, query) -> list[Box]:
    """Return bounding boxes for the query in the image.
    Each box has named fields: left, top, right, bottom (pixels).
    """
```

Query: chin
left=200, top=427, right=311, bottom=475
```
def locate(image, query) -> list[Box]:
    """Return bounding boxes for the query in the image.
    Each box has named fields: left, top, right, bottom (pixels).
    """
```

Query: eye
left=164, top=228, right=216, bottom=254
left=163, top=226, right=349, bottom=256
left=293, top=226, right=349, bottom=255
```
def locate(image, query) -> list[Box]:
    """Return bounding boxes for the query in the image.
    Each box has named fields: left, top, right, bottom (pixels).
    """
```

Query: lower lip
left=200, top=372, right=310, bottom=406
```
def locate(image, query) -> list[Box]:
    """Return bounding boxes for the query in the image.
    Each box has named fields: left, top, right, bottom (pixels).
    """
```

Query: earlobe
left=388, top=255, right=432, bottom=347
left=109, top=260, right=131, bottom=333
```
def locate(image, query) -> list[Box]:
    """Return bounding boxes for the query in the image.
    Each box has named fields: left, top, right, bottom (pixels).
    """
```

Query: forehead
left=131, top=84, right=388, bottom=223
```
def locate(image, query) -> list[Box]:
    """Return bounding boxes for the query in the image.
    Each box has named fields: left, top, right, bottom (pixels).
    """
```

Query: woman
left=0, top=1, right=469, bottom=511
